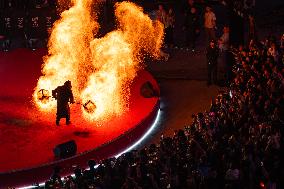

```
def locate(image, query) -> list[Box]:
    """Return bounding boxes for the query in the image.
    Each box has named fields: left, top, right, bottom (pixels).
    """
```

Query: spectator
left=204, top=6, right=217, bottom=43
left=184, top=0, right=196, bottom=15
left=280, top=33, right=284, bottom=51
left=156, top=4, right=167, bottom=26
left=155, top=4, right=170, bottom=61
left=184, top=7, right=200, bottom=51
left=267, top=42, right=279, bottom=62
left=206, top=40, right=219, bottom=85
left=248, top=14, right=257, bottom=42
left=0, top=35, right=10, bottom=51
left=45, top=166, right=63, bottom=188
left=218, top=26, right=230, bottom=52
left=164, top=7, right=175, bottom=48
left=218, top=26, right=231, bottom=84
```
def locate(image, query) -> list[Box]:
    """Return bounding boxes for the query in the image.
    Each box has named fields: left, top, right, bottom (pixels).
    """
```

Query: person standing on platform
left=156, top=4, right=167, bottom=26
left=206, top=40, right=219, bottom=86
left=184, top=0, right=196, bottom=15
left=204, top=6, right=217, bottom=43
left=164, top=7, right=175, bottom=48
left=218, top=26, right=230, bottom=52
left=218, top=26, right=231, bottom=84
left=184, top=7, right=200, bottom=51
left=52, top=80, right=74, bottom=126
left=156, top=4, right=170, bottom=61
left=248, top=14, right=257, bottom=42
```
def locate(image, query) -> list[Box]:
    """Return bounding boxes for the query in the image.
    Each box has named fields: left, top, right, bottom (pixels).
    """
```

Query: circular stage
left=0, top=49, right=160, bottom=188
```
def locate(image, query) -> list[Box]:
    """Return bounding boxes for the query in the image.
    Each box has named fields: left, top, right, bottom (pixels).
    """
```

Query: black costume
left=52, top=80, right=74, bottom=125
left=184, top=9, right=199, bottom=50
left=206, top=43, right=219, bottom=85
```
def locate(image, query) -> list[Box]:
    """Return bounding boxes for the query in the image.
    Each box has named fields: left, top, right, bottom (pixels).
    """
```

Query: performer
left=184, top=7, right=200, bottom=51
left=206, top=40, right=219, bottom=86
left=52, top=80, right=74, bottom=126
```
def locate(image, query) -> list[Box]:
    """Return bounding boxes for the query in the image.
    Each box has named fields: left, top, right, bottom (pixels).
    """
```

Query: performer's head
left=64, top=80, right=72, bottom=88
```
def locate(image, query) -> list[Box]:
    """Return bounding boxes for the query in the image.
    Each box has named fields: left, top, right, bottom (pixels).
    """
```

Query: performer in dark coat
left=206, top=40, right=219, bottom=85
left=52, top=80, right=74, bottom=126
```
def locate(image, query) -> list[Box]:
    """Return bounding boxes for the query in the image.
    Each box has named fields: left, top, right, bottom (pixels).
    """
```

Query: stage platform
left=0, top=49, right=160, bottom=188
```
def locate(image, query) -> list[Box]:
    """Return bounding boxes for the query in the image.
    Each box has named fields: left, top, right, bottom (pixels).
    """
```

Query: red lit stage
left=0, top=49, right=159, bottom=188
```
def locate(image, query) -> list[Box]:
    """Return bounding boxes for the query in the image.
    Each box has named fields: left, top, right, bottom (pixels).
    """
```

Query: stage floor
left=0, top=48, right=159, bottom=173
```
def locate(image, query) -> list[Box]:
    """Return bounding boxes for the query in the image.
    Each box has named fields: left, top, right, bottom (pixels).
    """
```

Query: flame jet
left=81, top=2, right=163, bottom=120
left=34, top=0, right=98, bottom=109
left=34, top=1, right=164, bottom=121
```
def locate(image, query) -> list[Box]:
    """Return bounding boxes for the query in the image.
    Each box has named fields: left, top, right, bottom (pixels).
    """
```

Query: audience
left=43, top=33, right=283, bottom=189
left=2, top=1, right=283, bottom=188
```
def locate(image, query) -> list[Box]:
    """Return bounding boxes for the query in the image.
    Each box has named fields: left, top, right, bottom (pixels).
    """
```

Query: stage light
left=115, top=109, right=162, bottom=158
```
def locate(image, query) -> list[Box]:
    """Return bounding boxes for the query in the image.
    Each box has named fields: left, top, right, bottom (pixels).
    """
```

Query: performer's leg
left=66, top=115, right=71, bottom=125
left=66, top=107, right=71, bottom=125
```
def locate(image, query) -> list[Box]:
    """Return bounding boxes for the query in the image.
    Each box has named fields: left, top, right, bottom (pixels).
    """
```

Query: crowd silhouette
left=44, top=34, right=283, bottom=189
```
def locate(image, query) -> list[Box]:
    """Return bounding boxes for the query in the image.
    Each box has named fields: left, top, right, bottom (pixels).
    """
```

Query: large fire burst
left=33, top=0, right=164, bottom=121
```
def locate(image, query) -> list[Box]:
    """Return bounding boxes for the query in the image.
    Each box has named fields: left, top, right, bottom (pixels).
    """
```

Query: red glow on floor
left=0, top=48, right=159, bottom=173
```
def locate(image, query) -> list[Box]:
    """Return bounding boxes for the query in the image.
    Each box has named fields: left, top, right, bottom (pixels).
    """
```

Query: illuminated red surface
left=0, top=49, right=159, bottom=174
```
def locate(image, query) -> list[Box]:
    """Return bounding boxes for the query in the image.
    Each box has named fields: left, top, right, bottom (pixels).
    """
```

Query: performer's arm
left=52, top=87, right=58, bottom=99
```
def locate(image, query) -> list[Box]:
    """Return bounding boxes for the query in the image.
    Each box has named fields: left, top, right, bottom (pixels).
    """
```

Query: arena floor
left=0, top=48, right=159, bottom=174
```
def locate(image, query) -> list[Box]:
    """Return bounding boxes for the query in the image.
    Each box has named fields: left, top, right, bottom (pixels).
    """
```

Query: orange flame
left=34, top=0, right=164, bottom=121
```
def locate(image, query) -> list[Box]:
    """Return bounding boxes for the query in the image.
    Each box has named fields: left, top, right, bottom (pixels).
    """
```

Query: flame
left=34, top=0, right=164, bottom=121
left=34, top=0, right=98, bottom=109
